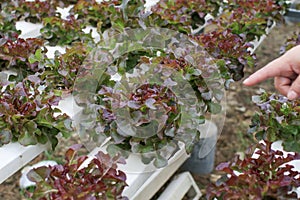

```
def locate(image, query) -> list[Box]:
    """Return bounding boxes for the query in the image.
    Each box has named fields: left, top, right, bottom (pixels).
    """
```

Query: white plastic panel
left=158, top=172, right=202, bottom=200
left=0, top=143, right=47, bottom=184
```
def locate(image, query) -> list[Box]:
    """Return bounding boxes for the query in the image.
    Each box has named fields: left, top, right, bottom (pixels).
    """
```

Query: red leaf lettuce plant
left=0, top=74, right=72, bottom=149
left=206, top=141, right=300, bottom=200
left=0, top=35, right=95, bottom=92
left=214, top=0, right=289, bottom=41
left=36, top=42, right=95, bottom=93
left=0, top=37, right=45, bottom=73
left=70, top=0, right=145, bottom=32
left=0, top=3, right=20, bottom=40
left=25, top=144, right=128, bottom=200
left=40, top=15, right=94, bottom=46
left=73, top=28, right=223, bottom=167
left=249, top=91, right=300, bottom=152
left=14, top=0, right=58, bottom=23
left=148, top=0, right=222, bottom=33
left=192, top=28, right=256, bottom=83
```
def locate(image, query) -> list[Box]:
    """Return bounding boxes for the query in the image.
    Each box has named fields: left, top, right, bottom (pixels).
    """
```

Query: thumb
left=287, top=75, right=300, bottom=100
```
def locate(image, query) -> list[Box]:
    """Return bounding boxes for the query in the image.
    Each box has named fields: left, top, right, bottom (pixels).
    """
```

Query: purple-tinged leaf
left=0, top=73, right=11, bottom=87
left=0, top=129, right=12, bottom=145
left=27, top=75, right=41, bottom=85
left=127, top=100, right=141, bottom=109
left=216, top=161, right=230, bottom=171
left=145, top=98, right=156, bottom=109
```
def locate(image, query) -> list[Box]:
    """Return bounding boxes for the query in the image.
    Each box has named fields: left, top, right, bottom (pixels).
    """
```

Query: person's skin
left=243, top=45, right=300, bottom=100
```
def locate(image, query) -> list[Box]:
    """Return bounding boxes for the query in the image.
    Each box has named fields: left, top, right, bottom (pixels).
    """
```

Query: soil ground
left=0, top=22, right=300, bottom=200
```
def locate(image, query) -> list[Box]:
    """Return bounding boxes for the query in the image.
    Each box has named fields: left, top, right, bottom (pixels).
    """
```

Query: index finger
left=243, top=56, right=290, bottom=86
left=243, top=45, right=300, bottom=86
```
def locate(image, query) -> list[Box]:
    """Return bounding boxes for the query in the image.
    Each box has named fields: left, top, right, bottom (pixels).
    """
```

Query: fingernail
left=243, top=78, right=250, bottom=85
left=287, top=90, right=298, bottom=100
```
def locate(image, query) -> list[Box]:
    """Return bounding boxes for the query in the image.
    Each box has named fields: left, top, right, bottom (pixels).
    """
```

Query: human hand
left=243, top=45, right=300, bottom=100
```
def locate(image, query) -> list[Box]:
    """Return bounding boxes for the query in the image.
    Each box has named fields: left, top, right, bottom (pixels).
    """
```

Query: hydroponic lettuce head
left=73, top=27, right=226, bottom=170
